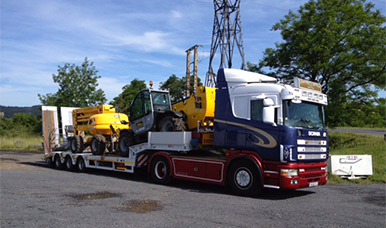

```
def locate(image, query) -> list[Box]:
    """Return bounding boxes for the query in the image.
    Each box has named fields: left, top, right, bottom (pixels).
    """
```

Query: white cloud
left=130, top=58, right=174, bottom=68
left=97, top=77, right=127, bottom=103
left=171, top=10, right=183, bottom=19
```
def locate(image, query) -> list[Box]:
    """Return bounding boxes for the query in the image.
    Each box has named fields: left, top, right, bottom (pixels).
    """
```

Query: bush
left=0, top=113, right=41, bottom=137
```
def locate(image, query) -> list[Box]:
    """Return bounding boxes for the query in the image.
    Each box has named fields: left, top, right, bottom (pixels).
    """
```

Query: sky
left=0, top=0, right=385, bottom=107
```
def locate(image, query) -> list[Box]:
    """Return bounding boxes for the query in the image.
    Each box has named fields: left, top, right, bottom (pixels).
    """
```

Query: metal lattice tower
left=206, top=0, right=245, bottom=87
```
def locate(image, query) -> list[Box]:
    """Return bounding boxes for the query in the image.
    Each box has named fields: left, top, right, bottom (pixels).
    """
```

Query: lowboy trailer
left=44, top=68, right=329, bottom=197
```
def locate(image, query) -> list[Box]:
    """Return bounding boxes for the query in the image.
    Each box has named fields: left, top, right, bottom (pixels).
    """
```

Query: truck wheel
left=45, top=157, right=54, bottom=168
left=65, top=137, right=72, bottom=151
left=71, top=135, right=84, bottom=153
left=228, top=160, right=262, bottom=197
left=54, top=154, right=63, bottom=169
left=64, top=155, right=74, bottom=171
left=174, top=117, right=186, bottom=131
left=119, top=131, right=134, bottom=157
left=76, top=157, right=87, bottom=172
left=158, top=116, right=175, bottom=131
left=91, top=134, right=106, bottom=155
left=151, top=156, right=171, bottom=184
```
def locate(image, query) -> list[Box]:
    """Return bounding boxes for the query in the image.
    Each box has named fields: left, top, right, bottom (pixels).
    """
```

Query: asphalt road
left=1, top=151, right=385, bottom=228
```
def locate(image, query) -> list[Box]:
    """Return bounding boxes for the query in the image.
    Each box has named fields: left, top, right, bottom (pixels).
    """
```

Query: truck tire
left=158, top=116, right=175, bottom=131
left=71, top=135, right=84, bottom=153
left=91, top=134, right=106, bottom=155
left=76, top=157, right=87, bottom=172
left=151, top=156, right=172, bottom=184
left=54, top=154, right=63, bottom=169
left=64, top=155, right=74, bottom=171
left=119, top=131, right=134, bottom=157
left=228, top=160, right=262, bottom=197
left=45, top=157, right=54, bottom=168
left=158, top=116, right=185, bottom=132
left=174, top=117, right=186, bottom=131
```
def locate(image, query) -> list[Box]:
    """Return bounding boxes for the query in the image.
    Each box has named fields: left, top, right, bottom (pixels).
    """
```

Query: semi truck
left=44, top=68, right=328, bottom=196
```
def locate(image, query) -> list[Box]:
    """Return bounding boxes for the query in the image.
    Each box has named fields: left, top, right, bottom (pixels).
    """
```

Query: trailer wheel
left=119, top=131, right=134, bottom=157
left=45, top=157, right=54, bottom=168
left=54, top=154, right=63, bottom=169
left=64, top=155, right=74, bottom=171
left=71, top=135, right=84, bottom=153
left=91, top=134, right=106, bottom=155
left=151, top=156, right=171, bottom=184
left=76, top=157, right=87, bottom=172
left=228, top=160, right=261, bottom=197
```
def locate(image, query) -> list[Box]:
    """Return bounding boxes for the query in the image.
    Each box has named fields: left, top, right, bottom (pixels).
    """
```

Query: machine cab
left=129, top=89, right=172, bottom=136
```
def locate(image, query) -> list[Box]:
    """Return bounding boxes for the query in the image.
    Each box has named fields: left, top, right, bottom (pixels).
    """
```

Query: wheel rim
left=66, top=158, right=71, bottom=169
left=55, top=157, right=60, bottom=167
left=71, top=139, right=76, bottom=151
left=235, top=168, right=252, bottom=189
left=155, top=161, right=166, bottom=180
left=120, top=138, right=128, bottom=151
left=91, top=139, right=98, bottom=152
left=78, top=159, right=84, bottom=170
left=164, top=122, right=174, bottom=131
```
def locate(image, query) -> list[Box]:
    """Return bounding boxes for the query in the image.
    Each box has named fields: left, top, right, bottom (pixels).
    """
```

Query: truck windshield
left=283, top=100, right=325, bottom=129
left=152, top=92, right=171, bottom=111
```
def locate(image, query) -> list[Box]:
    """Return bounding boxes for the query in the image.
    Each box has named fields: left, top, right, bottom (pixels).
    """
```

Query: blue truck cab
left=213, top=68, right=328, bottom=189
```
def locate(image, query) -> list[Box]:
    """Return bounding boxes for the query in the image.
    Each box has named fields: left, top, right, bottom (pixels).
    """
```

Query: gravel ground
left=0, top=151, right=385, bottom=228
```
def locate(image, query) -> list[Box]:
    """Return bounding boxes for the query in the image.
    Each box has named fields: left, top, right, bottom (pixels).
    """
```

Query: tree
left=110, top=79, right=147, bottom=114
left=160, top=74, right=203, bottom=103
left=38, top=57, right=107, bottom=107
left=0, top=113, right=42, bottom=137
left=249, top=0, right=386, bottom=127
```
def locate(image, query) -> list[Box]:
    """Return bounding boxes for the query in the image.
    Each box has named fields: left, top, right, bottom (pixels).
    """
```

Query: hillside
left=0, top=105, right=41, bottom=118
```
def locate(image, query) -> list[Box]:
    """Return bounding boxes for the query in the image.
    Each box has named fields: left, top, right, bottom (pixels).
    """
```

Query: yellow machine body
left=88, top=113, right=129, bottom=135
left=72, top=105, right=116, bottom=133
left=72, top=105, right=129, bottom=136
left=172, top=86, right=216, bottom=130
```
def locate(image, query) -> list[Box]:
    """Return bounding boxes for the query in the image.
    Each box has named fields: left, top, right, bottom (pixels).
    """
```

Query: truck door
left=129, top=90, right=154, bottom=135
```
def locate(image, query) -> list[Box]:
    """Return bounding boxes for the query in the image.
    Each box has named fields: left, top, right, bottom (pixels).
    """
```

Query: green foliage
left=110, top=79, right=147, bottom=114
left=329, top=132, right=386, bottom=183
left=250, top=0, right=386, bottom=127
left=338, top=98, right=386, bottom=127
left=160, top=74, right=203, bottom=103
left=0, top=113, right=42, bottom=137
left=38, top=57, right=107, bottom=107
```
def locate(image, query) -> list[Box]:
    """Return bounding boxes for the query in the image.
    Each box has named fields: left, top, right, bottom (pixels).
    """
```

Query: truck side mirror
left=263, top=106, right=275, bottom=125
left=263, top=98, right=276, bottom=126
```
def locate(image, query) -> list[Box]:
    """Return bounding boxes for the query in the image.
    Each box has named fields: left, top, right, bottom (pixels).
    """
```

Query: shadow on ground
left=20, top=159, right=315, bottom=200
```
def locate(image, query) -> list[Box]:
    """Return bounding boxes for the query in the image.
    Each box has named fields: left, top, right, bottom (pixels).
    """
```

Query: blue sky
left=1, top=0, right=385, bottom=106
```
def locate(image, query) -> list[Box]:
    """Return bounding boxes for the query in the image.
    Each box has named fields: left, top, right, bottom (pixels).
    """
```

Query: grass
left=328, top=132, right=386, bottom=184
left=0, top=135, right=43, bottom=151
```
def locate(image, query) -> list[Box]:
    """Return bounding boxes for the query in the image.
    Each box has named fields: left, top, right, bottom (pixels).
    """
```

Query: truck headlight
left=281, top=169, right=298, bottom=177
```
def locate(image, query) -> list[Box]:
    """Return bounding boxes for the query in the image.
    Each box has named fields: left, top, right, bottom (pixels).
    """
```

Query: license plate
left=309, top=182, right=318, bottom=187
